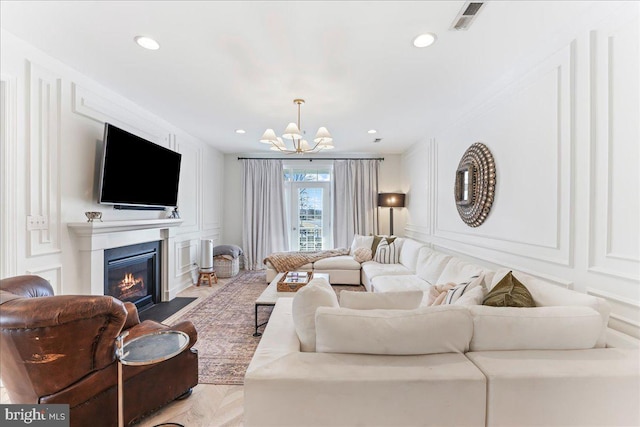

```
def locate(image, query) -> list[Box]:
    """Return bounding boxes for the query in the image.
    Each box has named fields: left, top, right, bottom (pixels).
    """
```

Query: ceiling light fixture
left=413, top=33, right=437, bottom=48
left=134, top=36, right=160, bottom=50
left=235, top=129, right=246, bottom=134
left=368, top=129, right=377, bottom=134
left=260, top=99, right=334, bottom=154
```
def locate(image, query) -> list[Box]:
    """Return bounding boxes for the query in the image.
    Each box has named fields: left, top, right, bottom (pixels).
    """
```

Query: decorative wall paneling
left=202, top=146, right=223, bottom=233
left=588, top=12, right=640, bottom=282
left=173, top=134, right=201, bottom=235
left=588, top=288, right=640, bottom=339
left=176, top=240, right=198, bottom=276
left=0, top=75, right=18, bottom=278
left=71, top=83, right=169, bottom=146
left=433, top=46, right=573, bottom=267
left=27, top=62, right=62, bottom=257
left=25, top=264, right=62, bottom=295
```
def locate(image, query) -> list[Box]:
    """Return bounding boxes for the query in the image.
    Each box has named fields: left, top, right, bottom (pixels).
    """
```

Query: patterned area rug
left=171, top=270, right=363, bottom=385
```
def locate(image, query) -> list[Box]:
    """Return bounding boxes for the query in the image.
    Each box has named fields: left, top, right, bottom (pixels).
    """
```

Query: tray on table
left=277, top=271, right=314, bottom=292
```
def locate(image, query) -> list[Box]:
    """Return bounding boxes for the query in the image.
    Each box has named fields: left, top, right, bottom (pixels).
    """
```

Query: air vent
left=450, top=2, right=485, bottom=31
left=373, top=138, right=382, bottom=143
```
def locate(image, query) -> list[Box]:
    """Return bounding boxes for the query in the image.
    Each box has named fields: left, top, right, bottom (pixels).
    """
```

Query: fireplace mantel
left=67, top=219, right=183, bottom=300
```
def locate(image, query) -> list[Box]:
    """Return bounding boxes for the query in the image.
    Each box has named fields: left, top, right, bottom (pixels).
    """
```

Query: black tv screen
left=99, top=123, right=182, bottom=208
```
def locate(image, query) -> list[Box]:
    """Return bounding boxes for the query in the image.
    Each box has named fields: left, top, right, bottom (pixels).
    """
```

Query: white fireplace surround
left=68, top=219, right=183, bottom=301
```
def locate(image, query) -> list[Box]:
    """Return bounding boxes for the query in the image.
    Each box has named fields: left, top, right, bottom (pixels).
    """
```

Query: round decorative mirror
left=454, top=143, right=496, bottom=227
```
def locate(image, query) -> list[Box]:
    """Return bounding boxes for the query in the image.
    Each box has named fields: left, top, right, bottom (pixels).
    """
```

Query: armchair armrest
left=0, top=295, right=127, bottom=401
left=122, top=301, right=140, bottom=330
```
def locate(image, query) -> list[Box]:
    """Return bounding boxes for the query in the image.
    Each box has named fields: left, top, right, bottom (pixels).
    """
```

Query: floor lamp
left=378, top=193, right=405, bottom=236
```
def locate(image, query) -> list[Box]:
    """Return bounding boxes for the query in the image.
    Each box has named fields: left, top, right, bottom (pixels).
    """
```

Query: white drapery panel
left=242, top=159, right=289, bottom=270
left=332, top=159, right=380, bottom=248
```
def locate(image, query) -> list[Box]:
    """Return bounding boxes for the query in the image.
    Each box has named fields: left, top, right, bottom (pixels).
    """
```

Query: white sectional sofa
left=247, top=238, right=640, bottom=427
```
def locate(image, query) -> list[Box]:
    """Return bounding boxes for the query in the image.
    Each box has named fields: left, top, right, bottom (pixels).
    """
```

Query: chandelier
left=259, top=99, right=334, bottom=154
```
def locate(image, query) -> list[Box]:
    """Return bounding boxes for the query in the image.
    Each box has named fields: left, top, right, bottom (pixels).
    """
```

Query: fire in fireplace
left=104, top=241, right=161, bottom=311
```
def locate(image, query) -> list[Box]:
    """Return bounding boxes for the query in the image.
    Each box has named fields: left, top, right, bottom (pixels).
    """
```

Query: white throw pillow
left=350, top=234, right=374, bottom=255
left=468, top=305, right=602, bottom=351
left=353, top=247, right=373, bottom=263
left=292, top=277, right=338, bottom=352
left=339, top=290, right=423, bottom=310
left=444, top=275, right=484, bottom=304
left=374, top=238, right=400, bottom=264
left=315, top=305, right=473, bottom=355
left=453, top=286, right=486, bottom=306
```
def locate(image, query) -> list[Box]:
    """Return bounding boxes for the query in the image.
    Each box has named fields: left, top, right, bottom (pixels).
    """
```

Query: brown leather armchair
left=0, top=275, right=198, bottom=426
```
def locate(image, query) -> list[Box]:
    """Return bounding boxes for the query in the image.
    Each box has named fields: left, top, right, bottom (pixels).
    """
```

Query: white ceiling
left=0, top=1, right=618, bottom=154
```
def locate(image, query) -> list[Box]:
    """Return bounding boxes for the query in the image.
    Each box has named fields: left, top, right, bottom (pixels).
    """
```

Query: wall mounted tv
left=98, top=123, right=182, bottom=210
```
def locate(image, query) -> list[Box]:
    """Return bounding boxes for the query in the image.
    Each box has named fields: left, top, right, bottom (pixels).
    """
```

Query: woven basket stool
left=213, top=256, right=239, bottom=278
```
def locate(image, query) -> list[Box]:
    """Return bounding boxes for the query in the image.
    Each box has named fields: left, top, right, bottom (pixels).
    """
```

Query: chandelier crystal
left=260, top=99, right=334, bottom=154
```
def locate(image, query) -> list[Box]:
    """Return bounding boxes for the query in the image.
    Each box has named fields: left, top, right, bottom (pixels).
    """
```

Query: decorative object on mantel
left=454, top=142, right=496, bottom=227
left=84, top=211, right=102, bottom=222
left=167, top=207, right=180, bottom=219
left=260, top=98, right=334, bottom=154
left=378, top=193, right=405, bottom=235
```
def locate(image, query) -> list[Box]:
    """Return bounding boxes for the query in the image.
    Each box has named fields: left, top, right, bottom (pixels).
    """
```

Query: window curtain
left=242, top=159, right=289, bottom=270
left=332, top=159, right=380, bottom=248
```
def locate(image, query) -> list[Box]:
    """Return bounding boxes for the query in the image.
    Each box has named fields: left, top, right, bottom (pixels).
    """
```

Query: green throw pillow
left=483, top=271, right=535, bottom=307
left=371, top=235, right=396, bottom=254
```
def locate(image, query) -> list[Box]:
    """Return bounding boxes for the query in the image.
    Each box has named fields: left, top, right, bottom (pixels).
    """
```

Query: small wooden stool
left=197, top=270, right=218, bottom=287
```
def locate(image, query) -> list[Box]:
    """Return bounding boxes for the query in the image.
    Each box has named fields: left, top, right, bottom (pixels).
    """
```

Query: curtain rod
left=237, top=157, right=384, bottom=161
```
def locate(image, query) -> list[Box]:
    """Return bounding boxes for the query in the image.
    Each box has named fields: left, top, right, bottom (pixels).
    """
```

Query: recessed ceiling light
left=368, top=129, right=377, bottom=134
left=413, top=33, right=437, bottom=48
left=134, top=36, right=160, bottom=50
left=235, top=129, right=246, bottom=134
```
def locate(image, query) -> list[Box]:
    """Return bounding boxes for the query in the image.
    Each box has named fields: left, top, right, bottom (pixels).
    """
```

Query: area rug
left=171, top=270, right=364, bottom=385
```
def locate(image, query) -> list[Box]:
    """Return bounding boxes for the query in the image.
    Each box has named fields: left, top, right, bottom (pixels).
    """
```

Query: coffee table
left=253, top=272, right=329, bottom=337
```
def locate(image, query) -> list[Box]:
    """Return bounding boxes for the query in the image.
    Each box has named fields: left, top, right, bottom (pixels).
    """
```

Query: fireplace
left=104, top=241, right=161, bottom=312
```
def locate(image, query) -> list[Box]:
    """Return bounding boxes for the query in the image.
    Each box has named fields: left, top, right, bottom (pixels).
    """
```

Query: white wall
left=222, top=153, right=405, bottom=249
left=402, top=4, right=640, bottom=341
left=0, top=30, right=225, bottom=296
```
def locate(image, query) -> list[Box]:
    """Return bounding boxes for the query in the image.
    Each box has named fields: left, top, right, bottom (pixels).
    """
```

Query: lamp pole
left=389, top=207, right=394, bottom=236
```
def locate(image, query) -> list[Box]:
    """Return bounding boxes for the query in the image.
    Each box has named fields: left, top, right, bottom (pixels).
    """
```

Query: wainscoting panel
left=433, top=45, right=573, bottom=266
left=28, top=62, right=62, bottom=257
left=0, top=75, right=18, bottom=277
left=202, top=146, right=223, bottom=232
left=588, top=12, right=640, bottom=282
left=176, top=240, right=198, bottom=276
left=71, top=83, right=169, bottom=146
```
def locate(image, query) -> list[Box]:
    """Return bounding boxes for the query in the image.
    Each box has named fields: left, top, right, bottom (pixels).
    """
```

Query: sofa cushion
left=292, top=277, right=339, bottom=352
left=313, top=255, right=361, bottom=270
left=398, top=239, right=424, bottom=272
left=362, top=262, right=413, bottom=282
left=469, top=305, right=602, bottom=351
left=437, top=257, right=488, bottom=286
left=373, top=238, right=401, bottom=264
left=490, top=268, right=611, bottom=347
left=416, top=252, right=452, bottom=285
left=339, top=290, right=423, bottom=310
left=483, top=271, right=535, bottom=307
left=350, top=234, right=374, bottom=255
left=315, top=305, right=473, bottom=355
left=371, top=275, right=432, bottom=293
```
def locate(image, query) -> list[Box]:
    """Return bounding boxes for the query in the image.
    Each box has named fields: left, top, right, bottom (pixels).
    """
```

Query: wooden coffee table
left=253, top=272, right=329, bottom=337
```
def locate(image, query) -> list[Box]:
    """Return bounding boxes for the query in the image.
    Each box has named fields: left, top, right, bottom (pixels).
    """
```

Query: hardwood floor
left=1, top=274, right=247, bottom=427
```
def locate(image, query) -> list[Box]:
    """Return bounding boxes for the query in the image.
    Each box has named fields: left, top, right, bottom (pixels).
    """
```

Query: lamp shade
left=314, top=127, right=333, bottom=143
left=282, top=123, right=301, bottom=140
left=378, top=193, right=405, bottom=208
left=260, top=128, right=278, bottom=144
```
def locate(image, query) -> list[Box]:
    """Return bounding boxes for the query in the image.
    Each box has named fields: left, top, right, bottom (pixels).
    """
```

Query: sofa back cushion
left=416, top=251, right=452, bottom=285
left=292, top=277, right=339, bottom=352
left=469, top=305, right=602, bottom=351
left=437, top=258, right=489, bottom=287
left=350, top=234, right=374, bottom=255
left=315, top=305, right=472, bottom=355
left=340, top=290, right=423, bottom=310
left=490, top=268, right=611, bottom=347
left=398, top=239, right=424, bottom=271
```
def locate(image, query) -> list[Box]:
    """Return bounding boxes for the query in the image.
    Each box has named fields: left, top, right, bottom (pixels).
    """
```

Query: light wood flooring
left=1, top=274, right=247, bottom=427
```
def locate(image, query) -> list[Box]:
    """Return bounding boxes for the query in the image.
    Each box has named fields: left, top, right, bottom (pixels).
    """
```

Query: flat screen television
left=98, top=123, right=182, bottom=209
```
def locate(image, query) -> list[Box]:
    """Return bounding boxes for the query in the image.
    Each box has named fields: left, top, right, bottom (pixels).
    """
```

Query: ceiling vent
left=450, top=2, right=485, bottom=31
left=373, top=138, right=382, bottom=143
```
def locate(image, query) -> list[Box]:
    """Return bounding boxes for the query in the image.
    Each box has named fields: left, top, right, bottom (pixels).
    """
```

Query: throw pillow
left=444, top=275, right=484, bottom=304
left=483, top=271, right=535, bottom=307
left=373, top=238, right=400, bottom=264
left=371, top=234, right=396, bottom=254
left=292, top=277, right=339, bottom=352
left=339, top=290, right=423, bottom=310
left=350, top=234, right=374, bottom=255
left=353, top=247, right=373, bottom=263
left=453, top=286, right=486, bottom=306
